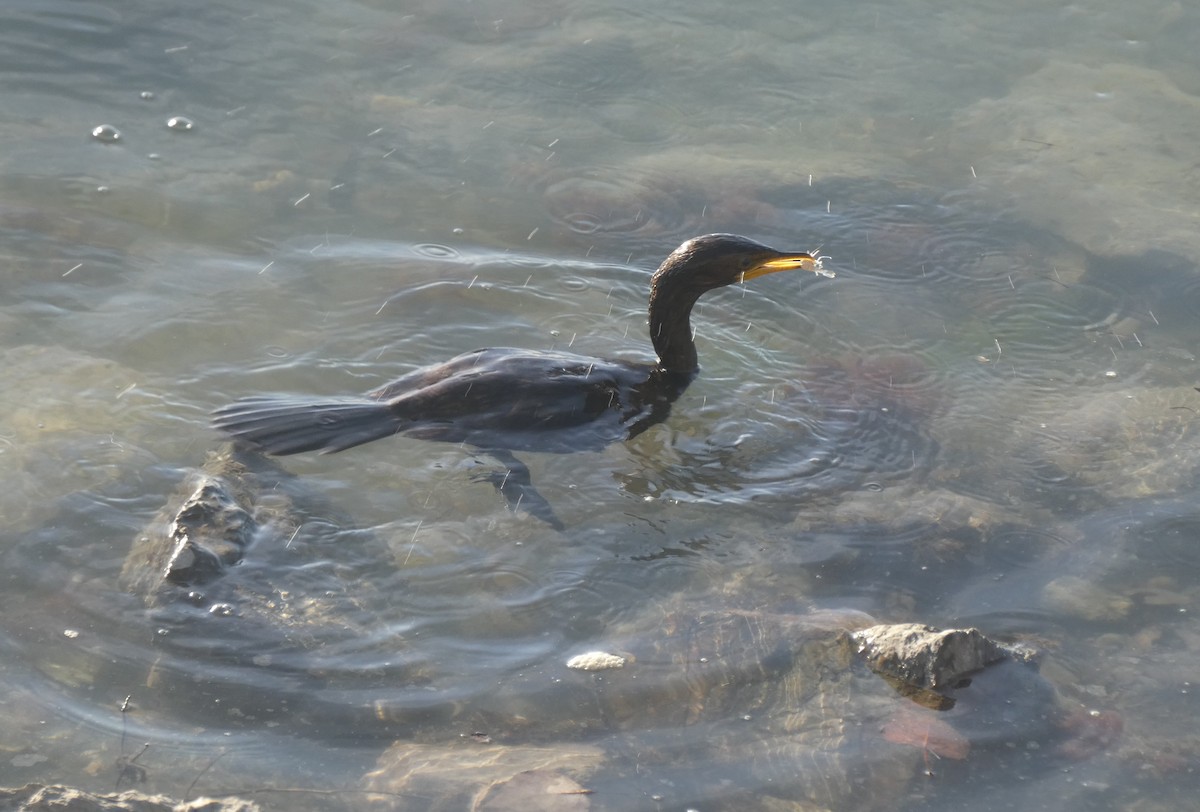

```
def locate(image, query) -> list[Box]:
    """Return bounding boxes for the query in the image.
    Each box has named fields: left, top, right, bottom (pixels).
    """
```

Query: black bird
left=213, top=234, right=832, bottom=526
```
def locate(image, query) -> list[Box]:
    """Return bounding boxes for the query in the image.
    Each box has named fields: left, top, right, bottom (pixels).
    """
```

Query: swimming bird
left=213, top=234, right=832, bottom=526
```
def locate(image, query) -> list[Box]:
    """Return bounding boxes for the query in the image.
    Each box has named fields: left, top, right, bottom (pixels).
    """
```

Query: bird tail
left=212, top=397, right=404, bottom=455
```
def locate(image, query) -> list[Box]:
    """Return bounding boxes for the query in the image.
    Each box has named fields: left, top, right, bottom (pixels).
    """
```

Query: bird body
left=213, top=234, right=831, bottom=524
left=221, top=347, right=689, bottom=456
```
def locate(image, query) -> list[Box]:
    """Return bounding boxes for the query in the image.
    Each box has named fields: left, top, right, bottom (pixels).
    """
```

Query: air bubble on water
left=91, top=124, right=121, bottom=143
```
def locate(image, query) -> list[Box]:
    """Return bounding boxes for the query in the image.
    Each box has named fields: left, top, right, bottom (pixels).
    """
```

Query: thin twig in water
left=114, top=697, right=150, bottom=791
left=184, top=750, right=228, bottom=802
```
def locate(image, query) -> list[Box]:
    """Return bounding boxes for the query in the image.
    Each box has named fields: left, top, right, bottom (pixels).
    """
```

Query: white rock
left=566, top=651, right=625, bottom=671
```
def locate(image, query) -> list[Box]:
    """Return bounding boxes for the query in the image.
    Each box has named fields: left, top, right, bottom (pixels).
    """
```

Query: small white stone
left=566, top=651, right=625, bottom=671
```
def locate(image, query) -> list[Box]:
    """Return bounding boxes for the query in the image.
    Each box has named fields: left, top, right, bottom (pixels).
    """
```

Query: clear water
left=2, top=0, right=1200, bottom=809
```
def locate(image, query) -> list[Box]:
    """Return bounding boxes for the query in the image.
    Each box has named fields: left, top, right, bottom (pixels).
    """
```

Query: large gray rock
left=852, top=623, right=1021, bottom=691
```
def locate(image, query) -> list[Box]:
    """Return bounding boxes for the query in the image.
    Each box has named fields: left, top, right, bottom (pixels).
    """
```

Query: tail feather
left=212, top=397, right=403, bottom=455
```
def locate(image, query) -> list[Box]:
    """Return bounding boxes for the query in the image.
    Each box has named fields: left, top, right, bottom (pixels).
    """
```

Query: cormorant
left=213, top=234, right=832, bottom=527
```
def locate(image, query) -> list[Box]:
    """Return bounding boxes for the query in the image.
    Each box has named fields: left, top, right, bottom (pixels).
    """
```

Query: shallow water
left=2, top=0, right=1200, bottom=809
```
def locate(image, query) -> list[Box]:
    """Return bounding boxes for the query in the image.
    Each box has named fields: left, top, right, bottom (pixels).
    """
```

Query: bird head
left=652, top=233, right=831, bottom=293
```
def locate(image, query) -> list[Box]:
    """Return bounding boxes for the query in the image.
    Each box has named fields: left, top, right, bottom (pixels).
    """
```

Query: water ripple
left=539, top=166, right=704, bottom=246
left=412, top=242, right=460, bottom=259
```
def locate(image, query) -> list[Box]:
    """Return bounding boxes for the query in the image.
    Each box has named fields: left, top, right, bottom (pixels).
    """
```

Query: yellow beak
left=740, top=252, right=834, bottom=282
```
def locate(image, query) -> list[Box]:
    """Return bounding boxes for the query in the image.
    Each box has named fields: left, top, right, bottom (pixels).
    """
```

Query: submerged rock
left=1042, top=575, right=1133, bottom=623
left=119, top=442, right=381, bottom=632
left=363, top=743, right=604, bottom=812
left=0, top=783, right=259, bottom=811
left=120, top=443, right=301, bottom=602
left=364, top=604, right=1064, bottom=812
left=114, top=442, right=392, bottom=734
left=473, top=768, right=592, bottom=812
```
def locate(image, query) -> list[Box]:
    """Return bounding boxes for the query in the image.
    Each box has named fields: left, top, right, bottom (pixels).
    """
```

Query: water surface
left=2, top=0, right=1200, bottom=809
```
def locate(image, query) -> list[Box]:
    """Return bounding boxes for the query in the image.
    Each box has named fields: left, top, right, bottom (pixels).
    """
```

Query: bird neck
left=648, top=284, right=703, bottom=375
